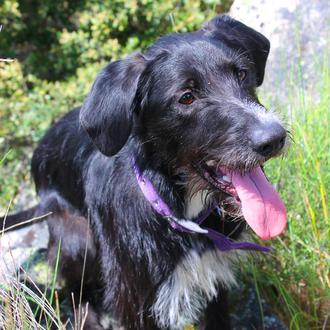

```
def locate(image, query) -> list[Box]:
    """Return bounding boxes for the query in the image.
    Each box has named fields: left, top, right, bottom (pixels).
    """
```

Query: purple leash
left=133, top=163, right=271, bottom=253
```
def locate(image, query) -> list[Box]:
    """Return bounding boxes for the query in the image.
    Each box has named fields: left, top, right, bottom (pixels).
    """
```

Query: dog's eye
left=179, top=92, right=195, bottom=105
left=237, top=69, right=247, bottom=82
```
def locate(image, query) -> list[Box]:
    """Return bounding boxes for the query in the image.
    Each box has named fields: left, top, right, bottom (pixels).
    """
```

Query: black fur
left=1, top=16, right=286, bottom=330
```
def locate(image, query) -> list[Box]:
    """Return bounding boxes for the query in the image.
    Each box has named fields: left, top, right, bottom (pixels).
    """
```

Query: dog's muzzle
left=193, top=160, right=287, bottom=240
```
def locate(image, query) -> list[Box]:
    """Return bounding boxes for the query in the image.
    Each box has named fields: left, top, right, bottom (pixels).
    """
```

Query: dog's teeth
left=222, top=175, right=231, bottom=183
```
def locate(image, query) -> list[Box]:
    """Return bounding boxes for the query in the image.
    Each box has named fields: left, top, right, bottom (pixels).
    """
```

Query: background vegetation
left=1, top=0, right=329, bottom=329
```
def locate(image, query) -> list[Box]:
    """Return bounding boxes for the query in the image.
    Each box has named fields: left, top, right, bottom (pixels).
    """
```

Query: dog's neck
left=134, top=162, right=213, bottom=225
left=133, top=140, right=216, bottom=221
left=132, top=144, right=183, bottom=212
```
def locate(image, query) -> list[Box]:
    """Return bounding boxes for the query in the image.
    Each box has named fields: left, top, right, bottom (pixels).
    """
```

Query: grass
left=0, top=236, right=90, bottom=329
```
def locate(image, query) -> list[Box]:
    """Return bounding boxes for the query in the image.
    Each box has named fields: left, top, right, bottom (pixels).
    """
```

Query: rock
left=230, top=0, right=329, bottom=97
left=230, top=284, right=287, bottom=329
left=0, top=221, right=49, bottom=282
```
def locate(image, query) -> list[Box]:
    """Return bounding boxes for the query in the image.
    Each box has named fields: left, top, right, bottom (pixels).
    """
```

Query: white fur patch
left=185, top=190, right=209, bottom=219
left=152, top=249, right=241, bottom=330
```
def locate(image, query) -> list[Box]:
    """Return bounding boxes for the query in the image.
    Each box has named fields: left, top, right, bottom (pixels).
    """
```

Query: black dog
left=1, top=15, right=288, bottom=329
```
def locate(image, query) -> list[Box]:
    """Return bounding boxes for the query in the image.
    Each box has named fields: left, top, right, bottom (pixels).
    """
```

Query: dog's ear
left=203, top=15, right=270, bottom=86
left=80, top=53, right=146, bottom=156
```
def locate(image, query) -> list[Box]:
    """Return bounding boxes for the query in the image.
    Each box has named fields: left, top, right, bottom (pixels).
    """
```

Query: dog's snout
left=251, top=122, right=287, bottom=157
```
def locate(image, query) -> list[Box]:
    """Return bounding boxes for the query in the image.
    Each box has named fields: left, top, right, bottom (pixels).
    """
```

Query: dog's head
left=80, top=15, right=288, bottom=240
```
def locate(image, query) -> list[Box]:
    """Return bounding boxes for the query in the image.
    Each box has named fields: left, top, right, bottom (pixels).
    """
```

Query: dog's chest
left=152, top=248, right=237, bottom=330
left=151, top=190, right=240, bottom=329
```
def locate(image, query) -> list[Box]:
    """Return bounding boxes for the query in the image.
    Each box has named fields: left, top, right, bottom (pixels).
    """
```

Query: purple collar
left=133, top=163, right=271, bottom=253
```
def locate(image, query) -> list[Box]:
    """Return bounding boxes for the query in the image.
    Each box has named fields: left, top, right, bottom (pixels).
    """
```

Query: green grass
left=0, top=237, right=90, bottom=330
left=251, top=50, right=330, bottom=329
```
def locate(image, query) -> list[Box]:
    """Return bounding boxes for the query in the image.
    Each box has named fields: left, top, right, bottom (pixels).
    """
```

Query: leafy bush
left=0, top=0, right=231, bottom=80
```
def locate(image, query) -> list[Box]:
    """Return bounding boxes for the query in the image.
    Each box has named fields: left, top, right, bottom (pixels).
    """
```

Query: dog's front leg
left=202, top=287, right=231, bottom=330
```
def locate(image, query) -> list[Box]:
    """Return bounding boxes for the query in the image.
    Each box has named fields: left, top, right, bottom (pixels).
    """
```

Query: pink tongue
left=230, top=166, right=287, bottom=240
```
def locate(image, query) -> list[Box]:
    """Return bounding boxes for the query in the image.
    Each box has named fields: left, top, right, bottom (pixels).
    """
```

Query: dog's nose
left=251, top=122, right=287, bottom=157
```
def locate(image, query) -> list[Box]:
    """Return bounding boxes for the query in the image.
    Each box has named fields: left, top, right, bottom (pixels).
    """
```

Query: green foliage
left=0, top=0, right=230, bottom=80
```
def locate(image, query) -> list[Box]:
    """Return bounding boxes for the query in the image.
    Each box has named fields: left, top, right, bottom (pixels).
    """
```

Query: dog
left=1, top=15, right=288, bottom=330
